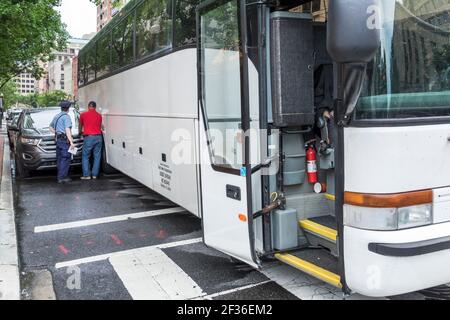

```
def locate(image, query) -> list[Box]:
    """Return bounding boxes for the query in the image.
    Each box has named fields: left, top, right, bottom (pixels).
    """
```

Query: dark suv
left=12, top=108, right=84, bottom=177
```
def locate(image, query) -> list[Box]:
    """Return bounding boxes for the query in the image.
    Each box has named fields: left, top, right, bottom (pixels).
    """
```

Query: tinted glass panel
left=174, top=0, right=201, bottom=47
left=135, top=0, right=172, bottom=59
left=201, top=1, right=243, bottom=169
left=111, top=14, right=135, bottom=70
left=97, top=33, right=111, bottom=78
left=356, top=0, right=450, bottom=120
left=86, top=45, right=96, bottom=82
left=78, top=52, right=86, bottom=86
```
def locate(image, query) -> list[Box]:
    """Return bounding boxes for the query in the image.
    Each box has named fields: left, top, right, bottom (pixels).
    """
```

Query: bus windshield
left=355, top=0, right=450, bottom=120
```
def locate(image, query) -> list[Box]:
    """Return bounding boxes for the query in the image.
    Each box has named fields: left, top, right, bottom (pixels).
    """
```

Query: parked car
left=6, top=108, right=23, bottom=123
left=12, top=108, right=84, bottom=178
left=7, top=113, right=21, bottom=150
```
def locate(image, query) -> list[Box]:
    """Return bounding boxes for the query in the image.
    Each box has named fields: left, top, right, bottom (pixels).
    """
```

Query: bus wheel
left=101, top=146, right=117, bottom=174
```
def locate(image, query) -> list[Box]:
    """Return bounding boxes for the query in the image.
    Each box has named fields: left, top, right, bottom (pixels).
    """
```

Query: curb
left=0, top=134, right=21, bottom=300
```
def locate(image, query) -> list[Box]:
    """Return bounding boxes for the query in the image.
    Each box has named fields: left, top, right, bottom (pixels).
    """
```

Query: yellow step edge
left=299, top=219, right=338, bottom=242
left=275, top=253, right=342, bottom=289
left=325, top=194, right=336, bottom=201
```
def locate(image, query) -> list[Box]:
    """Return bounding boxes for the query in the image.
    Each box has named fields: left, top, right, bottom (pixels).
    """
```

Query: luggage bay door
left=197, top=0, right=257, bottom=267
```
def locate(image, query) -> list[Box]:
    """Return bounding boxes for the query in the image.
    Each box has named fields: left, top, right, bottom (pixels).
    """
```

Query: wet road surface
left=13, top=166, right=450, bottom=300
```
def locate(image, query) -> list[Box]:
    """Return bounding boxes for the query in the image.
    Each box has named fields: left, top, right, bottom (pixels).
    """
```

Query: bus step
left=275, top=249, right=342, bottom=289
left=300, top=215, right=338, bottom=256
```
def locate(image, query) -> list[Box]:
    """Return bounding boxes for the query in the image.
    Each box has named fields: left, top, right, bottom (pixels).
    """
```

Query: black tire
left=7, top=133, right=14, bottom=149
left=101, top=145, right=117, bottom=175
left=15, top=153, right=30, bottom=179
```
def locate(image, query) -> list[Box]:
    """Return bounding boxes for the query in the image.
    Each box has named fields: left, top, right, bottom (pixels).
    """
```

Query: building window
left=312, top=0, right=321, bottom=11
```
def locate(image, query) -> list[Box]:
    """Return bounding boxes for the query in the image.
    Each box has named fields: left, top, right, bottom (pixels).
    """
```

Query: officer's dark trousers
left=56, top=138, right=71, bottom=181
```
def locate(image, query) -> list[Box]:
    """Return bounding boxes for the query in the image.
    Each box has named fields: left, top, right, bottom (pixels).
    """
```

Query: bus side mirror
left=327, top=0, right=381, bottom=63
left=327, top=0, right=382, bottom=118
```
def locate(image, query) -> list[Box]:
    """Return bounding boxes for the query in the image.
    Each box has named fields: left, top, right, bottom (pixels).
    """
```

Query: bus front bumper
left=344, top=222, right=450, bottom=297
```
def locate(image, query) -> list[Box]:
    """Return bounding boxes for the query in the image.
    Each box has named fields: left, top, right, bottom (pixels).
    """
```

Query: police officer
left=50, top=101, right=75, bottom=183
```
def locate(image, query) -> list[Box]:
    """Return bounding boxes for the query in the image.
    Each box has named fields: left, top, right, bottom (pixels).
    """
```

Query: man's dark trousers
left=56, top=138, right=71, bottom=181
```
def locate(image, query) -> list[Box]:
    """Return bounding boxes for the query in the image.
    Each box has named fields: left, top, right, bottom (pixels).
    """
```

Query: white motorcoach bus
left=78, top=0, right=450, bottom=297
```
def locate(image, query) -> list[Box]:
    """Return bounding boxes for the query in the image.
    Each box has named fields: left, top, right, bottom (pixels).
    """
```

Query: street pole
left=0, top=93, right=3, bottom=128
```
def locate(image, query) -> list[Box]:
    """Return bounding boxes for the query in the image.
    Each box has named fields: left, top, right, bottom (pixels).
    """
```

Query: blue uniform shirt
left=50, top=112, right=73, bottom=134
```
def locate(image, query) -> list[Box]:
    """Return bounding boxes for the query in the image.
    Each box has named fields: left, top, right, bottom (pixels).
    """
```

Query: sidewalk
left=0, top=127, right=21, bottom=300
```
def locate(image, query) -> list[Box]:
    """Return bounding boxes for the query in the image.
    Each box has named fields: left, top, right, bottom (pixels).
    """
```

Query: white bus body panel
left=78, top=49, right=200, bottom=216
left=345, top=222, right=450, bottom=297
left=344, top=124, right=450, bottom=296
left=103, top=115, right=200, bottom=215
left=79, top=49, right=198, bottom=118
left=199, top=111, right=257, bottom=267
left=345, top=124, right=450, bottom=194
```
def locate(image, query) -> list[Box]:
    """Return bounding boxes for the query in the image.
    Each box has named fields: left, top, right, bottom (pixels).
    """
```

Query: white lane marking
left=54, top=238, right=202, bottom=269
left=111, top=247, right=205, bottom=300
left=195, top=280, right=272, bottom=300
left=34, top=207, right=186, bottom=233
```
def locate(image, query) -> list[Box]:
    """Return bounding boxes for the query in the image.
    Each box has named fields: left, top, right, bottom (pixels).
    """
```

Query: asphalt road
left=14, top=166, right=300, bottom=300
left=12, top=164, right=450, bottom=300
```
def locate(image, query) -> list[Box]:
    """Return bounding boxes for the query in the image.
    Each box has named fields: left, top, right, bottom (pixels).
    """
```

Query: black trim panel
left=369, top=236, right=450, bottom=257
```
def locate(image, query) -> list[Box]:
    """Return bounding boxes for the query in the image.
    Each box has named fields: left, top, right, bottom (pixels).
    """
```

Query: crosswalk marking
left=110, top=247, right=206, bottom=300
left=34, top=207, right=186, bottom=233
left=195, top=281, right=272, bottom=300
left=54, top=238, right=203, bottom=269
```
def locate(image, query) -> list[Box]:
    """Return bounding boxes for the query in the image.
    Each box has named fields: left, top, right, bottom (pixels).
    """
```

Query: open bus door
left=197, top=0, right=258, bottom=267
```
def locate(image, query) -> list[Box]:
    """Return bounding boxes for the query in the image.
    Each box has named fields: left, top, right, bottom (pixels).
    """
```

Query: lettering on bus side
left=158, top=162, right=172, bottom=192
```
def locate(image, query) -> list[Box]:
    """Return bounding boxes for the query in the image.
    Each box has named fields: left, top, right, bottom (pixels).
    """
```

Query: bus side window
left=97, top=32, right=112, bottom=78
left=111, top=14, right=134, bottom=70
left=135, top=0, right=173, bottom=60
left=174, top=0, right=201, bottom=48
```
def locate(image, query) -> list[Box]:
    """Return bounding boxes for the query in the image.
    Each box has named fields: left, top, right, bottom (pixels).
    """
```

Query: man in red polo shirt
left=79, top=101, right=103, bottom=180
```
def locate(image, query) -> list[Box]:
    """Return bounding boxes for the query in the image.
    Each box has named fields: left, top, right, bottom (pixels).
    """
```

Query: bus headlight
left=344, top=204, right=433, bottom=231
left=397, top=204, right=432, bottom=230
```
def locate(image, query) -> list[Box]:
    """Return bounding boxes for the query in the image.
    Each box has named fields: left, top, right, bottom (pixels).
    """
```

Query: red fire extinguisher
left=306, top=145, right=318, bottom=184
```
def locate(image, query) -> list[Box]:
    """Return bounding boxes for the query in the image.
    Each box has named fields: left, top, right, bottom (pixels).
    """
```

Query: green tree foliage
left=37, top=91, right=71, bottom=108
left=90, top=0, right=122, bottom=7
left=0, top=0, right=68, bottom=90
left=202, top=1, right=239, bottom=50
left=0, top=80, right=19, bottom=109
left=3, top=90, right=71, bottom=109
left=17, top=91, right=71, bottom=108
